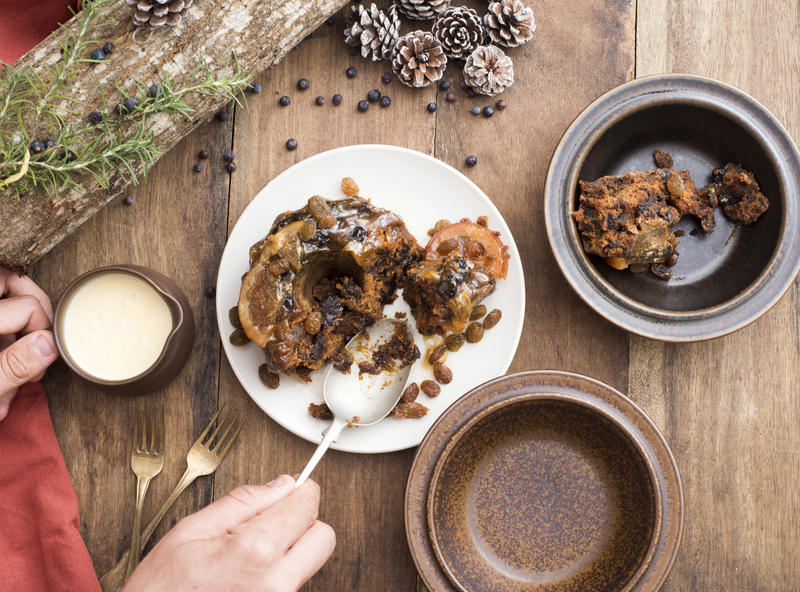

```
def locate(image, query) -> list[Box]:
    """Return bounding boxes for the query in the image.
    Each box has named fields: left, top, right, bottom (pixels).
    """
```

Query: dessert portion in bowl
left=230, top=177, right=510, bottom=419
left=573, top=149, right=770, bottom=281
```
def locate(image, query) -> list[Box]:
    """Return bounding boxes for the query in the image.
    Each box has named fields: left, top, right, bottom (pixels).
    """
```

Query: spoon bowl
left=296, top=318, right=414, bottom=485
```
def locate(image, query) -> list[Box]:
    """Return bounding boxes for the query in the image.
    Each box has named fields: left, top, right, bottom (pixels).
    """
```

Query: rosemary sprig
left=0, top=0, right=253, bottom=198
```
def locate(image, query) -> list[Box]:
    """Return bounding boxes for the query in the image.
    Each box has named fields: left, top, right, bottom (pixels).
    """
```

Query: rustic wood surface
left=26, top=0, right=799, bottom=590
left=1, top=0, right=347, bottom=271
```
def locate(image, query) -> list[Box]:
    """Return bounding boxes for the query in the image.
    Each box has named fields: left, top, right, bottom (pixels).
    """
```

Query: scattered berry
left=29, top=140, right=44, bottom=154
left=88, top=111, right=103, bottom=125
left=123, top=195, right=135, bottom=206
left=346, top=66, right=357, bottom=78
left=439, top=80, right=450, bottom=90
left=465, top=155, right=478, bottom=167
left=193, top=163, right=203, bottom=173
left=102, top=41, right=115, bottom=54
left=44, top=139, right=54, bottom=149
left=297, top=78, right=310, bottom=90
left=327, top=14, right=337, bottom=25
left=349, top=46, right=359, bottom=56
left=367, top=89, right=380, bottom=102
left=148, top=83, right=161, bottom=98
left=482, top=106, right=495, bottom=118
left=381, top=72, right=393, bottom=84
left=379, top=95, right=391, bottom=107
left=286, top=138, right=298, bottom=151
left=226, top=162, right=237, bottom=173
left=198, top=149, right=209, bottom=159
left=357, top=100, right=369, bottom=112
left=315, top=95, right=325, bottom=106
left=332, top=94, right=343, bottom=106
left=89, top=48, right=106, bottom=61
left=223, top=150, right=235, bottom=162
left=216, top=110, right=229, bottom=122
left=466, top=88, right=477, bottom=98
left=426, top=102, right=437, bottom=113
left=247, top=83, right=262, bottom=94
left=459, top=80, right=468, bottom=90
left=445, top=92, right=457, bottom=103
left=279, top=95, right=291, bottom=107
left=471, top=106, right=481, bottom=116
left=116, top=97, right=137, bottom=115
left=495, top=99, right=507, bottom=110
left=61, top=149, right=77, bottom=162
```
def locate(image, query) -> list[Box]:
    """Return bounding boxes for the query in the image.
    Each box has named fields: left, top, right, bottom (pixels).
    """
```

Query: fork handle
left=101, top=467, right=200, bottom=592
left=124, top=475, right=153, bottom=580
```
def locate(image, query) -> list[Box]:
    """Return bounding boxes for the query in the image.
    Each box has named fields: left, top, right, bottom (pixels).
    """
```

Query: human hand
left=0, top=268, right=58, bottom=421
left=122, top=475, right=336, bottom=592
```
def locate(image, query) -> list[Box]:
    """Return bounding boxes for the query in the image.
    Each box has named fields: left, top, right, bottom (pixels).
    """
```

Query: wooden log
left=0, top=0, right=347, bottom=271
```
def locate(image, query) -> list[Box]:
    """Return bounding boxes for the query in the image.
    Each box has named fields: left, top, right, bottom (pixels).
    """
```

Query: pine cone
left=125, top=0, right=193, bottom=27
left=484, top=0, right=535, bottom=47
left=392, top=31, right=448, bottom=88
left=396, top=0, right=451, bottom=21
left=463, top=45, right=514, bottom=96
left=344, top=3, right=400, bottom=62
left=431, top=6, right=484, bottom=59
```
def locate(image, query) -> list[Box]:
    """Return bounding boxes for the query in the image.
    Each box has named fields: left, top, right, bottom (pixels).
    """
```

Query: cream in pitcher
left=61, top=272, right=173, bottom=381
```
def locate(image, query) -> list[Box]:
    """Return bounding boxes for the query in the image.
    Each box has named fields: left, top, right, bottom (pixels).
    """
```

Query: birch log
left=0, top=0, right=347, bottom=271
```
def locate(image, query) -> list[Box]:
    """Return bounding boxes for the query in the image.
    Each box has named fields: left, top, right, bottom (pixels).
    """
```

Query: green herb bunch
left=0, top=0, right=252, bottom=198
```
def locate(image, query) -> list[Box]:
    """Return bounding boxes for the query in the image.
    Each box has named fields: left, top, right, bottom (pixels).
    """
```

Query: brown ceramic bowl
left=545, top=74, right=800, bottom=341
left=406, top=371, right=683, bottom=592
left=53, top=265, right=194, bottom=395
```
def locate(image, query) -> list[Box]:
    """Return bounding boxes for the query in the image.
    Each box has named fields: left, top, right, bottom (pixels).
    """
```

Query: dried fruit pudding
left=237, top=194, right=422, bottom=381
left=233, top=180, right=511, bottom=419
left=573, top=150, right=769, bottom=280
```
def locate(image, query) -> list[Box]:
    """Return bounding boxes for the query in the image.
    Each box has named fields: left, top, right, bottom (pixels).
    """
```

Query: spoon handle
left=296, top=417, right=348, bottom=486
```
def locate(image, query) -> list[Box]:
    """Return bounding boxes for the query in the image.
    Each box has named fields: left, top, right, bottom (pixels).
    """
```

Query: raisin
left=427, top=344, right=447, bottom=365
left=432, top=219, right=451, bottom=234
left=466, top=322, right=484, bottom=343
left=469, top=304, right=487, bottom=321
left=420, top=380, right=441, bottom=397
left=308, top=195, right=332, bottom=222
left=666, top=252, right=679, bottom=267
left=229, top=306, right=242, bottom=328
left=437, top=278, right=458, bottom=299
left=298, top=220, right=317, bottom=241
left=229, top=328, right=249, bottom=346
left=258, top=364, right=280, bottom=389
left=476, top=215, right=488, bottom=227
left=665, top=172, right=685, bottom=198
left=444, top=333, right=465, bottom=352
left=341, top=177, right=360, bottom=196
left=318, top=215, right=337, bottom=229
left=391, top=401, right=428, bottom=418
left=650, top=263, right=673, bottom=281
left=269, top=257, right=290, bottom=276
left=304, top=312, right=322, bottom=335
left=653, top=150, right=674, bottom=168
left=400, top=382, right=419, bottom=403
left=433, top=363, right=453, bottom=384
left=483, top=309, right=502, bottom=329
left=351, top=225, right=366, bottom=242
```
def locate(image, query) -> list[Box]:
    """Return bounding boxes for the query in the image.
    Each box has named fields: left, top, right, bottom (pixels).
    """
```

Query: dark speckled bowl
left=545, top=75, right=800, bottom=341
left=406, top=371, right=683, bottom=592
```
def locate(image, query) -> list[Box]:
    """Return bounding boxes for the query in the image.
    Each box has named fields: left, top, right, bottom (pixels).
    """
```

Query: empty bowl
left=406, top=371, right=683, bottom=592
left=545, top=74, right=800, bottom=341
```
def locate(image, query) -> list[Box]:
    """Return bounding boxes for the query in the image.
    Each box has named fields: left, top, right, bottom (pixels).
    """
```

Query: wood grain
left=1, top=0, right=347, bottom=271
left=30, top=113, right=233, bottom=573
left=634, top=0, right=800, bottom=589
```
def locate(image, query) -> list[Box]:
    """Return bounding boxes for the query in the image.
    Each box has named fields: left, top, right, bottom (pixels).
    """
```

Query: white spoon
left=296, top=319, right=413, bottom=486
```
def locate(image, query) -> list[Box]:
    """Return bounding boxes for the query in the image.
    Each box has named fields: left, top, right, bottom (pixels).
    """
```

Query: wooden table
left=30, top=1, right=800, bottom=589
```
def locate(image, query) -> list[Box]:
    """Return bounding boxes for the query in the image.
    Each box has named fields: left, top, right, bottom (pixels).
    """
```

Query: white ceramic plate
left=216, top=145, right=525, bottom=453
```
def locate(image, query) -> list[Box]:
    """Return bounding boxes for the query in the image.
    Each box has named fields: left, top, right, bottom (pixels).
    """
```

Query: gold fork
left=101, top=405, right=244, bottom=592
left=125, top=408, right=165, bottom=580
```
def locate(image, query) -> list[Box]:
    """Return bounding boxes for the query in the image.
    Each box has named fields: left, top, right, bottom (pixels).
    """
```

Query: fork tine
left=194, top=405, right=226, bottom=446
left=212, top=413, right=238, bottom=451
left=216, top=417, right=244, bottom=459
left=206, top=406, right=233, bottom=449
